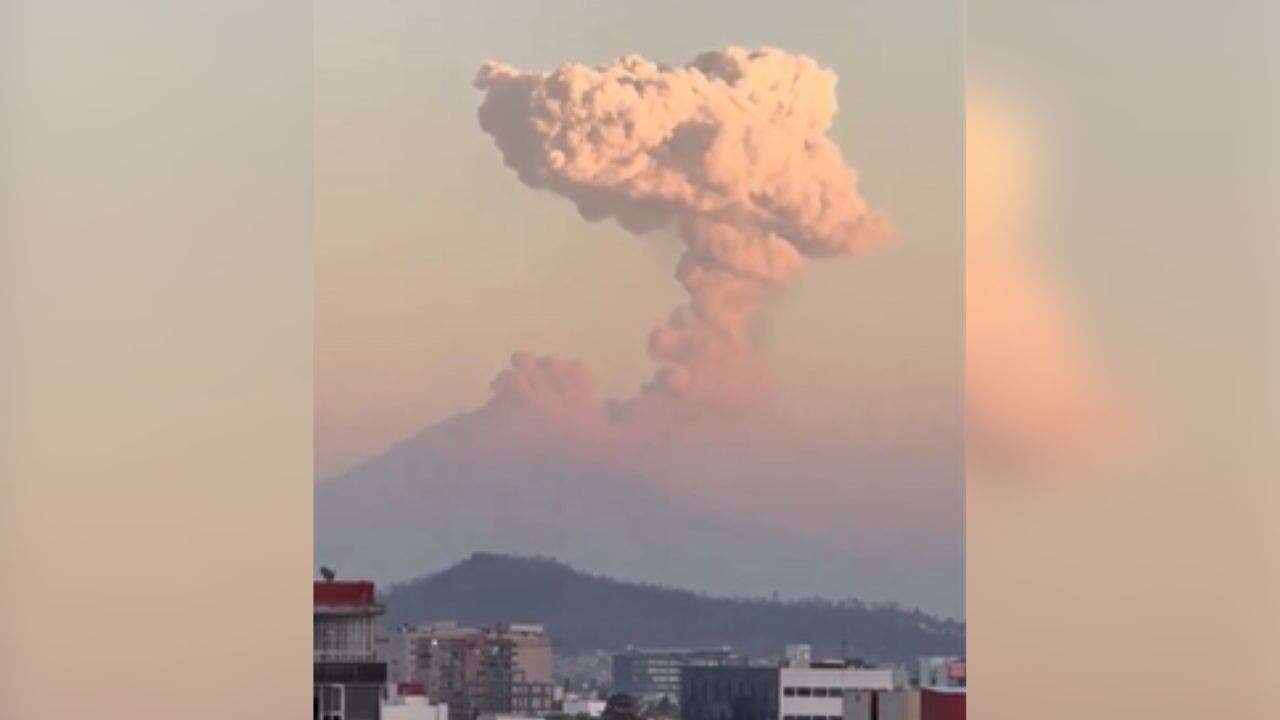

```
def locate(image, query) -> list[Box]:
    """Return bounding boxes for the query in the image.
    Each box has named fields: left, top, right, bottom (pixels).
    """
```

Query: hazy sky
left=316, top=0, right=962, bottom=477
left=967, top=3, right=1279, bottom=714
left=315, top=1, right=963, bottom=616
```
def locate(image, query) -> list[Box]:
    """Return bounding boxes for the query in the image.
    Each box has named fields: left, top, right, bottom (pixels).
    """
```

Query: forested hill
left=379, top=553, right=963, bottom=664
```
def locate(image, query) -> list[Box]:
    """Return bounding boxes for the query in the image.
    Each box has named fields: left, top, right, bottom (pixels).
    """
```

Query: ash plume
left=316, top=48, right=963, bottom=618
left=474, top=47, right=892, bottom=411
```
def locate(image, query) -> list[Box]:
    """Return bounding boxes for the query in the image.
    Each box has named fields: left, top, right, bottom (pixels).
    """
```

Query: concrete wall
left=384, top=697, right=449, bottom=720
left=843, top=690, right=920, bottom=720
left=876, top=690, right=920, bottom=720
left=564, top=698, right=607, bottom=716
left=779, top=667, right=897, bottom=720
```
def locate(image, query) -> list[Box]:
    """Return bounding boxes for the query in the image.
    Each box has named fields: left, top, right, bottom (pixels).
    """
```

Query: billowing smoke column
left=474, top=47, right=891, bottom=411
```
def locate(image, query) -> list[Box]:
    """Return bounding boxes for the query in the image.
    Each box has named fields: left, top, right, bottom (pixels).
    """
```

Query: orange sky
left=314, top=1, right=965, bottom=479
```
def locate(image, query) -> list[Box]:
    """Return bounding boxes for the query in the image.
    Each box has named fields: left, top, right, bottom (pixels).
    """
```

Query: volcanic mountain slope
left=315, top=398, right=963, bottom=618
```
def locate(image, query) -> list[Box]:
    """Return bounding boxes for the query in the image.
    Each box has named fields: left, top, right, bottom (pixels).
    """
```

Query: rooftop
left=314, top=580, right=383, bottom=614
left=619, top=646, right=735, bottom=656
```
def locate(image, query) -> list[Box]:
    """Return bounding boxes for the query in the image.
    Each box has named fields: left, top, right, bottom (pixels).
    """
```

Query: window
left=828, top=688, right=842, bottom=697
left=783, top=688, right=796, bottom=697
left=813, top=688, right=827, bottom=697
left=319, top=684, right=344, bottom=720
left=797, top=687, right=812, bottom=697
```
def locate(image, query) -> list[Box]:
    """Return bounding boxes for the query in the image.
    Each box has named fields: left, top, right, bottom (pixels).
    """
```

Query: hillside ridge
left=379, top=552, right=964, bottom=664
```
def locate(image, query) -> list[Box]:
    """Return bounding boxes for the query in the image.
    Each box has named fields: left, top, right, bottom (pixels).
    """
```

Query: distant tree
left=647, top=696, right=678, bottom=719
left=603, top=693, right=642, bottom=720
left=381, top=553, right=964, bottom=664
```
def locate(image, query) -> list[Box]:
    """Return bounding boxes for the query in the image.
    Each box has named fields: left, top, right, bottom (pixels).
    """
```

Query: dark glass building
left=680, top=666, right=780, bottom=720
left=612, top=647, right=742, bottom=701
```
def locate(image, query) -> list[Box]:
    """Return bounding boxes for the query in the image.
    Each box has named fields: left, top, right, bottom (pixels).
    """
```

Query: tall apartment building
left=481, top=623, right=555, bottom=714
left=315, top=579, right=389, bottom=720
left=409, top=622, right=555, bottom=720
left=613, top=647, right=743, bottom=701
left=413, top=623, right=486, bottom=720
left=386, top=625, right=435, bottom=685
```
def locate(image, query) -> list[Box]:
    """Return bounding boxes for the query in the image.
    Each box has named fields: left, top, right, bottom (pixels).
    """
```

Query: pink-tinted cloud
left=474, top=48, right=892, bottom=411
left=967, top=81, right=1130, bottom=470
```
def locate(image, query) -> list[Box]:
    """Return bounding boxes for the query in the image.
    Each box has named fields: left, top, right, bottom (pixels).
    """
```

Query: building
left=843, top=690, right=920, bottom=720
left=784, top=646, right=811, bottom=669
left=680, top=665, right=780, bottom=720
left=613, top=647, right=743, bottom=701
left=315, top=579, right=389, bottom=720
left=385, top=625, right=423, bottom=684
left=562, top=694, right=607, bottom=717
left=919, top=688, right=963, bottom=720
left=384, top=683, right=451, bottom=720
left=679, top=646, right=908, bottom=720
left=916, top=658, right=964, bottom=689
left=408, top=622, right=556, bottom=720
left=779, top=647, right=900, bottom=720
left=412, top=623, right=487, bottom=720
left=478, top=623, right=556, bottom=715
left=843, top=688, right=964, bottom=720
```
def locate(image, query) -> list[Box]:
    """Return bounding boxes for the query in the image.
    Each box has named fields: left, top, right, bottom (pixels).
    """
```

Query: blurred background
left=968, top=2, right=1279, bottom=717
left=1, top=2, right=313, bottom=717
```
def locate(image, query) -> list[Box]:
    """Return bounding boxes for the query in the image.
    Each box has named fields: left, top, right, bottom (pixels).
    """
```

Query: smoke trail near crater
left=474, top=47, right=892, bottom=412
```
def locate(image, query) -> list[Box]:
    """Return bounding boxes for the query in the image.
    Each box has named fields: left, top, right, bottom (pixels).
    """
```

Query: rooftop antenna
left=320, top=566, right=336, bottom=582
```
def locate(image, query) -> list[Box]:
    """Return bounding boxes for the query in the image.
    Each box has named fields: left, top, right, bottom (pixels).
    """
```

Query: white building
left=779, top=647, right=899, bottom=720
left=785, top=644, right=812, bottom=668
left=384, top=684, right=450, bottom=720
left=843, top=689, right=920, bottom=720
left=562, top=695, right=607, bottom=717
left=917, top=657, right=965, bottom=689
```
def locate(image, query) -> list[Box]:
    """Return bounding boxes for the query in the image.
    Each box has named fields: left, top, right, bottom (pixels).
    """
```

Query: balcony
left=314, top=660, right=388, bottom=685
left=314, top=648, right=380, bottom=664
